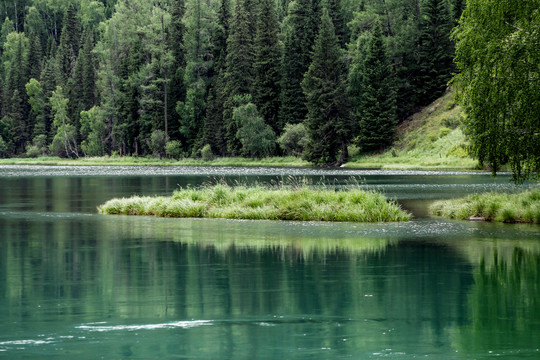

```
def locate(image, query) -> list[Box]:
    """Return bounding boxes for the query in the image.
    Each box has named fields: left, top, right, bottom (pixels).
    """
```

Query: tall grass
left=430, top=188, right=540, bottom=224
left=99, top=181, right=411, bottom=222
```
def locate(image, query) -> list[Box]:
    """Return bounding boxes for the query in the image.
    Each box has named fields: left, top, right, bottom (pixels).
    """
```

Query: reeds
left=430, top=188, right=540, bottom=224
left=98, top=180, right=411, bottom=222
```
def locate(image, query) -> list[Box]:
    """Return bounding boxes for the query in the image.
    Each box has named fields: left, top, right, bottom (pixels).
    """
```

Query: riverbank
left=98, top=184, right=411, bottom=222
left=430, top=189, right=540, bottom=224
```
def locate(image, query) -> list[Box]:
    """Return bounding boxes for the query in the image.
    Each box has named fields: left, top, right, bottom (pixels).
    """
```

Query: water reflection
left=1, top=169, right=539, bottom=359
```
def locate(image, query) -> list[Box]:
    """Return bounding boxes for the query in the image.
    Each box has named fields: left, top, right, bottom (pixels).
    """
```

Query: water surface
left=0, top=166, right=538, bottom=359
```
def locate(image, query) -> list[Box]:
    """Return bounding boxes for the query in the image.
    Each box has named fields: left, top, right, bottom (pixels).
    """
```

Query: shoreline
left=0, top=155, right=481, bottom=172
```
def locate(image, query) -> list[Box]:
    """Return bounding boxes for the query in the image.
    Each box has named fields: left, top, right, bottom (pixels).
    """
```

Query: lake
left=0, top=165, right=539, bottom=359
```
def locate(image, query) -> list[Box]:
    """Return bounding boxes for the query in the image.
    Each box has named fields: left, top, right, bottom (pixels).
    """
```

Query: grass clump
left=98, top=183, right=411, bottom=223
left=430, top=188, right=540, bottom=224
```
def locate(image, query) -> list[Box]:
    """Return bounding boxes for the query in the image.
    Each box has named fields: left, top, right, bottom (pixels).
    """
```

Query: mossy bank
left=430, top=189, right=540, bottom=224
left=98, top=185, right=411, bottom=222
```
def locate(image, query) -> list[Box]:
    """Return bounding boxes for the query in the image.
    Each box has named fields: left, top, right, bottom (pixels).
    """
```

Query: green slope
left=346, top=89, right=478, bottom=170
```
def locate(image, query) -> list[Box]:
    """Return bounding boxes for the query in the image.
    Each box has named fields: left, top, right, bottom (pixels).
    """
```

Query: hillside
left=346, top=89, right=478, bottom=170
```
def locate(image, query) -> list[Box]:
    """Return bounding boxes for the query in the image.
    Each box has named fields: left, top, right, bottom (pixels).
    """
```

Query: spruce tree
left=223, top=0, right=257, bottom=154
left=177, top=0, right=214, bottom=154
left=168, top=0, right=186, bottom=141
left=353, top=19, right=397, bottom=153
left=302, top=8, right=351, bottom=166
left=279, top=0, right=319, bottom=128
left=253, top=0, right=281, bottom=134
left=415, top=0, right=454, bottom=105
left=201, top=0, right=231, bottom=156
left=57, top=3, right=81, bottom=87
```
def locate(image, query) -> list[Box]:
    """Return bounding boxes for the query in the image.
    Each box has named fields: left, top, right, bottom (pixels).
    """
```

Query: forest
left=0, top=0, right=465, bottom=165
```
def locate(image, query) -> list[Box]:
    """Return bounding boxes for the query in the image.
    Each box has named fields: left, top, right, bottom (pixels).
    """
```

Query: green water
left=0, top=166, right=538, bottom=359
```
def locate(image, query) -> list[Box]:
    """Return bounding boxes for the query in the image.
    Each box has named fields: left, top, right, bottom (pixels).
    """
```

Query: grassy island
left=430, top=189, right=540, bottom=224
left=98, top=184, right=411, bottom=222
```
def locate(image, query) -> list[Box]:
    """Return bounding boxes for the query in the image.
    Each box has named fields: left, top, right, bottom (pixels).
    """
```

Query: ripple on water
left=76, top=320, right=212, bottom=332
left=0, top=165, right=497, bottom=178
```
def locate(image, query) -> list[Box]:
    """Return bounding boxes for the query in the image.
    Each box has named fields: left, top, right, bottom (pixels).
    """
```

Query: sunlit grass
left=430, top=188, right=540, bottom=224
left=98, top=181, right=411, bottom=223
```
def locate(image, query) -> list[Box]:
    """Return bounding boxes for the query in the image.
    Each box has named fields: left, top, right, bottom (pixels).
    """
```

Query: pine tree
left=223, top=0, right=257, bottom=154
left=302, top=8, right=351, bottom=166
left=415, top=0, right=454, bottom=105
left=253, top=0, right=281, bottom=134
left=353, top=19, right=397, bottom=152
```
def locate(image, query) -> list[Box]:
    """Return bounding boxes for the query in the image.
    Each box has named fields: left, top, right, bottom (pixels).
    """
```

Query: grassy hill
left=346, top=89, right=478, bottom=170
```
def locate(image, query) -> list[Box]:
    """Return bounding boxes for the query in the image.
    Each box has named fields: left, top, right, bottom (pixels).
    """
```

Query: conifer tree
left=353, top=19, right=397, bottom=152
left=323, top=0, right=347, bottom=47
left=201, top=0, right=231, bottom=156
left=223, top=0, right=257, bottom=154
left=177, top=0, right=215, bottom=154
left=168, top=0, right=186, bottom=141
left=415, top=0, right=453, bottom=105
left=302, top=8, right=351, bottom=166
left=57, top=3, right=81, bottom=87
left=279, top=0, right=319, bottom=128
left=253, top=0, right=281, bottom=134
left=27, top=33, right=42, bottom=81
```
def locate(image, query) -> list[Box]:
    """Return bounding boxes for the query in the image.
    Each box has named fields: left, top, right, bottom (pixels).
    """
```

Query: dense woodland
left=0, top=0, right=463, bottom=165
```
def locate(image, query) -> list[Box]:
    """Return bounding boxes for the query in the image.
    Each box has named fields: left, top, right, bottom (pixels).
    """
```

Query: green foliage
left=26, top=134, right=48, bottom=157
left=0, top=135, right=8, bottom=158
left=223, top=0, right=258, bottom=154
left=99, top=181, right=411, bottom=222
left=415, top=0, right=454, bottom=105
left=80, top=106, right=107, bottom=156
left=302, top=8, right=351, bottom=166
left=150, top=130, right=167, bottom=159
left=49, top=86, right=78, bottom=158
left=279, top=0, right=319, bottom=128
left=277, top=123, right=309, bottom=157
left=351, top=19, right=397, bottom=153
left=201, top=144, right=213, bottom=161
left=453, top=0, right=540, bottom=183
left=234, top=103, right=276, bottom=158
left=166, top=140, right=183, bottom=159
left=253, top=0, right=281, bottom=133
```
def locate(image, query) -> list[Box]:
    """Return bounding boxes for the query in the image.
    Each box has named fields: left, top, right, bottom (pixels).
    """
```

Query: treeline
left=0, top=0, right=462, bottom=165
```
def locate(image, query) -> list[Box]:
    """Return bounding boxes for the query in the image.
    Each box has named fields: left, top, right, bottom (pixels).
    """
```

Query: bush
left=234, top=103, right=276, bottom=158
left=201, top=144, right=213, bottom=161
left=0, top=135, right=8, bottom=158
left=165, top=140, right=183, bottom=159
left=439, top=127, right=452, bottom=138
left=441, top=115, right=460, bottom=129
left=80, top=106, right=107, bottom=156
left=150, top=130, right=167, bottom=158
left=26, top=134, right=48, bottom=157
left=277, top=123, right=309, bottom=157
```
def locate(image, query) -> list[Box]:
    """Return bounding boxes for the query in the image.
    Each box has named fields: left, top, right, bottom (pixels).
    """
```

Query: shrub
left=201, top=144, right=213, bottom=161
left=150, top=130, right=167, bottom=158
left=26, top=134, right=48, bottom=157
left=165, top=140, right=183, bottom=159
left=277, top=123, right=309, bottom=157
left=438, top=127, right=452, bottom=138
left=0, top=135, right=8, bottom=158
left=235, top=103, right=276, bottom=158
